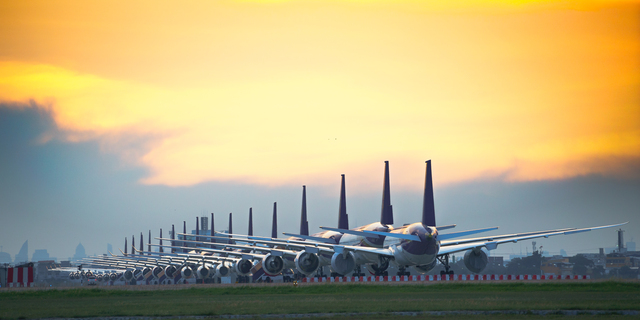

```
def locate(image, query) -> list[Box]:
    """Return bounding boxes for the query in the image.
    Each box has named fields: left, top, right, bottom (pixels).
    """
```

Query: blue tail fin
left=422, top=160, right=436, bottom=227
left=380, top=161, right=394, bottom=225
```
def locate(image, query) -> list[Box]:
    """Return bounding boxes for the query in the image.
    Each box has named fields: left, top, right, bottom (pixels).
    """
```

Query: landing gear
left=437, top=254, right=454, bottom=275
left=371, top=257, right=390, bottom=276
left=314, top=266, right=326, bottom=279
left=396, top=265, right=411, bottom=276
left=352, top=265, right=366, bottom=277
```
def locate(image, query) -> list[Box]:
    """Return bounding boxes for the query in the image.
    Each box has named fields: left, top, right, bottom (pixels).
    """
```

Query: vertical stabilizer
left=159, top=228, right=163, bottom=253
left=248, top=208, right=254, bottom=236
left=132, top=235, right=135, bottom=255
left=140, top=233, right=143, bottom=254
left=338, top=174, right=349, bottom=229
left=210, top=213, right=215, bottom=243
left=422, top=160, right=436, bottom=226
left=148, top=230, right=151, bottom=254
left=171, top=224, right=175, bottom=253
left=300, top=186, right=309, bottom=236
left=228, top=213, right=233, bottom=244
left=124, top=237, right=128, bottom=255
left=380, top=161, right=394, bottom=225
left=272, top=202, right=278, bottom=239
left=196, top=217, right=200, bottom=242
left=183, top=221, right=187, bottom=252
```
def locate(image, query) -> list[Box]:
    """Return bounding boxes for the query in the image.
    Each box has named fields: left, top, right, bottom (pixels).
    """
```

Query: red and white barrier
left=301, top=274, right=590, bottom=283
left=6, top=267, right=34, bottom=287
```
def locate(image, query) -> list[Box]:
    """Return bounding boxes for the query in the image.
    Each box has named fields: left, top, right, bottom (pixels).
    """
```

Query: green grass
left=0, top=281, right=638, bottom=319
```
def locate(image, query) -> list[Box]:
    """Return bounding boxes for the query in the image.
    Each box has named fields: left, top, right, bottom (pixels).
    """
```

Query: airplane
left=177, top=160, right=627, bottom=277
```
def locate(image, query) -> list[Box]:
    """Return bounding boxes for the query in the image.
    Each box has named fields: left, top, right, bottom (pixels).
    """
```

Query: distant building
left=559, top=249, right=567, bottom=257
left=14, top=240, right=28, bottom=264
left=32, top=249, right=56, bottom=262
left=72, top=243, right=86, bottom=261
left=541, top=257, right=573, bottom=276
left=0, top=251, right=11, bottom=264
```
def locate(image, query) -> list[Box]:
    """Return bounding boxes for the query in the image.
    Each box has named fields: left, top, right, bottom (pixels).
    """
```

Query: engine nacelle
left=133, top=269, right=142, bottom=279
left=96, top=274, right=103, bottom=281
left=294, top=251, right=320, bottom=275
left=164, top=265, right=177, bottom=278
left=464, top=248, right=488, bottom=274
left=181, top=266, right=194, bottom=278
left=123, top=270, right=135, bottom=281
left=233, top=259, right=254, bottom=276
left=330, top=252, right=356, bottom=275
left=412, top=259, right=437, bottom=274
left=142, top=267, right=152, bottom=278
left=68, top=272, right=76, bottom=280
left=197, top=265, right=211, bottom=279
left=262, top=254, right=285, bottom=275
left=109, top=272, right=118, bottom=281
left=85, top=271, right=94, bottom=278
left=152, top=266, right=164, bottom=279
left=214, top=263, right=230, bottom=277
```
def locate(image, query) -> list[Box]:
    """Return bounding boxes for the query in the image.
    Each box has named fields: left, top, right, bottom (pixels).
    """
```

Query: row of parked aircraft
left=76, top=160, right=626, bottom=284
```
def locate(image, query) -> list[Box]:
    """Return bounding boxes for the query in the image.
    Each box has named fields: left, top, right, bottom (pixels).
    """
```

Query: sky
left=0, top=0, right=639, bottom=262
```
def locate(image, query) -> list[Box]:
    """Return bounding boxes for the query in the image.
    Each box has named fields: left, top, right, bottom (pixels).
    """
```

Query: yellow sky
left=1, top=0, right=638, bottom=192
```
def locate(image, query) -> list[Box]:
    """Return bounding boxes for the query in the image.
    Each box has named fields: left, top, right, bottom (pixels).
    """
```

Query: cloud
left=0, top=1, right=639, bottom=192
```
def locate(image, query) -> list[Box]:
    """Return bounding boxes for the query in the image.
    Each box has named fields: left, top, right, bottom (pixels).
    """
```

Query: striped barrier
left=6, top=267, right=34, bottom=287
left=301, top=274, right=590, bottom=283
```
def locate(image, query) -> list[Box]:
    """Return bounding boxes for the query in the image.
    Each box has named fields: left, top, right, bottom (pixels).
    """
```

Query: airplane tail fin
left=211, top=213, right=215, bottom=243
left=228, top=213, right=233, bottom=244
left=132, top=235, right=135, bottom=255
left=300, top=186, right=309, bottom=236
left=248, top=208, right=254, bottom=236
left=271, top=202, right=278, bottom=239
left=140, top=233, right=143, bottom=255
left=380, top=161, right=394, bottom=225
left=159, top=228, right=163, bottom=253
left=338, top=174, right=349, bottom=229
left=422, top=160, right=436, bottom=227
left=124, top=237, right=128, bottom=255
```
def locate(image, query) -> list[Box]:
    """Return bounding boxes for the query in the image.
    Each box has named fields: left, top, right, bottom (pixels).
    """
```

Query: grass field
left=0, top=281, right=638, bottom=319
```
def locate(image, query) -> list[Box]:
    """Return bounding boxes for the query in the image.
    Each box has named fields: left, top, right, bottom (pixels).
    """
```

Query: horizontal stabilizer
left=319, top=226, right=421, bottom=242
left=438, top=227, right=499, bottom=241
left=436, top=224, right=456, bottom=230
left=281, top=233, right=338, bottom=244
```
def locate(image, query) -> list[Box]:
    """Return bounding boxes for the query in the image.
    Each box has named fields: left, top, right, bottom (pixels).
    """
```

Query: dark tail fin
left=422, top=160, right=436, bottom=226
left=171, top=224, right=175, bottom=253
left=131, top=235, right=135, bottom=255
left=148, top=230, right=151, bottom=254
left=196, top=217, right=200, bottom=242
left=271, top=202, right=278, bottom=238
left=124, top=237, right=127, bottom=255
left=140, top=233, right=143, bottom=254
left=300, top=186, right=309, bottom=236
left=338, top=174, right=349, bottom=229
left=380, top=161, right=394, bottom=225
left=183, top=221, right=187, bottom=252
left=228, top=213, right=233, bottom=244
left=210, top=213, right=215, bottom=243
left=248, top=208, right=254, bottom=236
left=159, top=228, right=163, bottom=253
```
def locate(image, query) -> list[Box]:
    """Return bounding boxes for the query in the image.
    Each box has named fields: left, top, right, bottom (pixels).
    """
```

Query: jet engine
left=232, top=259, right=253, bottom=276
left=142, top=267, right=152, bottom=278
left=109, top=272, right=118, bottom=281
left=295, top=251, right=320, bottom=275
left=69, top=272, right=76, bottom=280
left=164, top=265, right=177, bottom=278
left=197, top=265, right=211, bottom=279
left=75, top=272, right=82, bottom=280
left=262, top=254, right=285, bottom=275
left=96, top=274, right=103, bottom=281
left=123, top=270, right=135, bottom=281
left=464, top=248, right=488, bottom=274
left=412, top=259, right=437, bottom=274
left=181, top=266, right=194, bottom=278
left=213, top=263, right=229, bottom=277
left=330, top=252, right=356, bottom=276
left=152, top=266, right=164, bottom=279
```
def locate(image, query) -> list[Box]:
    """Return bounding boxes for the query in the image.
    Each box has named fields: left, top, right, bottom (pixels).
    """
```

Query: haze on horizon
left=0, top=0, right=638, bottom=261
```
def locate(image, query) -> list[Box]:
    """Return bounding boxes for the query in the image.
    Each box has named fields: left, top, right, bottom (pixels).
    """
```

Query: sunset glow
left=1, top=0, right=638, bottom=192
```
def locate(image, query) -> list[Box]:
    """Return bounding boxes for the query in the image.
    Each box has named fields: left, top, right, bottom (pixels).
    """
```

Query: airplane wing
left=438, top=222, right=628, bottom=255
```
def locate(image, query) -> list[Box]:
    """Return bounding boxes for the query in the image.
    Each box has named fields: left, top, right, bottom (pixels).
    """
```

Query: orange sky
left=1, top=0, right=639, bottom=192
